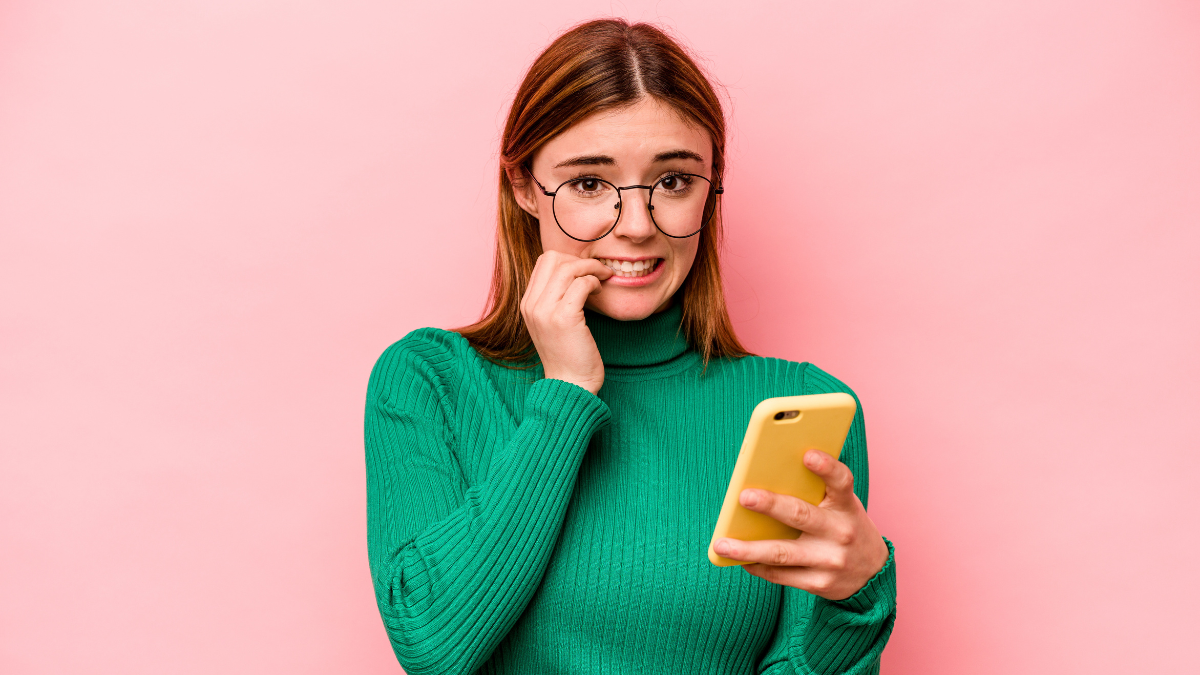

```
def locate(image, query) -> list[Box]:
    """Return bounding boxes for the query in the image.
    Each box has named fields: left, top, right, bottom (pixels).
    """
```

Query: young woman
left=365, top=18, right=896, bottom=675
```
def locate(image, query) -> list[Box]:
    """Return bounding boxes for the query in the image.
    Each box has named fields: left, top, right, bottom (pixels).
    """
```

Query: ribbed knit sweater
left=364, top=301, right=897, bottom=674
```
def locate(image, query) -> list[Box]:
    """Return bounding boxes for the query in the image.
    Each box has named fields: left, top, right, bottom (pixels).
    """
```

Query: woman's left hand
left=712, top=449, right=890, bottom=601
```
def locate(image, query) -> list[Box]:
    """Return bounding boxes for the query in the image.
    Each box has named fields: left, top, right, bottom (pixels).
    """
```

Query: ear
left=506, top=166, right=541, bottom=219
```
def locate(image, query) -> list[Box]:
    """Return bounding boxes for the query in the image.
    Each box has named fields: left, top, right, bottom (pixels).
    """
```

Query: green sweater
left=365, top=301, right=897, bottom=674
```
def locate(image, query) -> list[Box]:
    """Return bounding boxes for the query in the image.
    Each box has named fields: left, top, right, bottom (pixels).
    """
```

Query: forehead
left=536, top=98, right=711, bottom=168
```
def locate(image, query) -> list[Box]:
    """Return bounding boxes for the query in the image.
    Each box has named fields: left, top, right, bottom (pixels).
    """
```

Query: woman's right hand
left=520, top=250, right=614, bottom=395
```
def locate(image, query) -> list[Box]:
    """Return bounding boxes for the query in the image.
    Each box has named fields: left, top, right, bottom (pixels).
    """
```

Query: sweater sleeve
left=755, top=363, right=898, bottom=675
left=364, top=335, right=611, bottom=675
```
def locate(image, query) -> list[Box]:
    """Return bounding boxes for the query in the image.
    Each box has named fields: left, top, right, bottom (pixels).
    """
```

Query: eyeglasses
left=525, top=167, right=724, bottom=242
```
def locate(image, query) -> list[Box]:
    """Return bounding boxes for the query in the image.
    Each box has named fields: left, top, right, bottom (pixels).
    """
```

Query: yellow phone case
left=708, top=392, right=857, bottom=566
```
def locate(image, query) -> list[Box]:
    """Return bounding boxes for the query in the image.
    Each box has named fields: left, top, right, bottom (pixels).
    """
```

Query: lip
left=593, top=255, right=663, bottom=262
left=601, top=256, right=666, bottom=287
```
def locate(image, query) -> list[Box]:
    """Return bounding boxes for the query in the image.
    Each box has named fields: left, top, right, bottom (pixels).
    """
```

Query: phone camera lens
left=773, top=412, right=785, bottom=420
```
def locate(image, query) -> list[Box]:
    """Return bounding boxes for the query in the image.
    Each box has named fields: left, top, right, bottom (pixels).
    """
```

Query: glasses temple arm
left=523, top=166, right=555, bottom=196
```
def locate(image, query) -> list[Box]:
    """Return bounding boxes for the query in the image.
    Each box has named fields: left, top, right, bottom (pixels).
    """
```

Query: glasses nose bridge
left=615, top=183, right=655, bottom=209
left=610, top=183, right=658, bottom=240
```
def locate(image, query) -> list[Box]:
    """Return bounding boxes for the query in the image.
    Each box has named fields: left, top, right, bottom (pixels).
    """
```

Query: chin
left=587, top=293, right=665, bottom=321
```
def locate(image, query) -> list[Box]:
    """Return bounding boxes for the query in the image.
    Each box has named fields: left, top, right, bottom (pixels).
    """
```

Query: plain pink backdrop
left=2, top=1, right=1198, bottom=673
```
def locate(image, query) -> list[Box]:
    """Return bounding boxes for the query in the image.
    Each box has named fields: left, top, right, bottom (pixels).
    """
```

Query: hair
left=454, top=18, right=752, bottom=370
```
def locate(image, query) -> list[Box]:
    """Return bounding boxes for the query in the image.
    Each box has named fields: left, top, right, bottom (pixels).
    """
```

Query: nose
left=612, top=187, right=657, bottom=242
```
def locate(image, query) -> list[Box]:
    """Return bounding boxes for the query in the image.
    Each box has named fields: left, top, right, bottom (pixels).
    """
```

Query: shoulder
left=705, top=352, right=809, bottom=384
left=713, top=354, right=861, bottom=404
left=367, top=326, right=475, bottom=408
left=801, top=363, right=865, bottom=422
left=375, top=326, right=473, bottom=369
left=800, top=362, right=860, bottom=401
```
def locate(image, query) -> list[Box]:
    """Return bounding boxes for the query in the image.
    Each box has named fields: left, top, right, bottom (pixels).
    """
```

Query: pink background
left=3, top=1, right=1198, bottom=672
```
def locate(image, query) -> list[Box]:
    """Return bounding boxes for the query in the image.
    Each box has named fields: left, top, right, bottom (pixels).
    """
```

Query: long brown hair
left=455, top=18, right=752, bottom=370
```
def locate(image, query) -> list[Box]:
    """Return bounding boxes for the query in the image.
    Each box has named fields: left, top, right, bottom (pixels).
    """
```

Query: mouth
left=594, top=257, right=663, bottom=279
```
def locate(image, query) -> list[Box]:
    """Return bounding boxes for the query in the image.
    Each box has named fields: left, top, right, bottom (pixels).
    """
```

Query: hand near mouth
left=521, top=250, right=615, bottom=395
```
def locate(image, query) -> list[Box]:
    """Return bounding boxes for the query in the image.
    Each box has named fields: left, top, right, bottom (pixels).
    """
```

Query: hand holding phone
left=709, top=393, right=857, bottom=566
left=708, top=392, right=891, bottom=601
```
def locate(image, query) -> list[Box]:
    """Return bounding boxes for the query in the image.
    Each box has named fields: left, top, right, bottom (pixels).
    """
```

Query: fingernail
left=741, top=490, right=758, bottom=507
left=714, top=540, right=730, bottom=555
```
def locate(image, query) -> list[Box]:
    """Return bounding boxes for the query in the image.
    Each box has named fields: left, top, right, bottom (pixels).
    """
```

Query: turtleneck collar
left=583, top=299, right=692, bottom=367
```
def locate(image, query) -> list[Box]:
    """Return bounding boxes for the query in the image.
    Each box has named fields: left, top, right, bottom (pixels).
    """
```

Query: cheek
left=670, top=239, right=701, bottom=276
left=539, top=219, right=589, bottom=257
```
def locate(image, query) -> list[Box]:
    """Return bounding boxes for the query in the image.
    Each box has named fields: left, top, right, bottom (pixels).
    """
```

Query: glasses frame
left=524, top=167, right=725, bottom=243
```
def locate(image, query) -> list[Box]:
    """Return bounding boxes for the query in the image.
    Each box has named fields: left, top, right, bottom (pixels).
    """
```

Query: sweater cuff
left=526, top=377, right=612, bottom=432
left=827, top=536, right=896, bottom=613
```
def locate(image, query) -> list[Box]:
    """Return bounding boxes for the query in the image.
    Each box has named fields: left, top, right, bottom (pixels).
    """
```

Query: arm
left=755, top=364, right=898, bottom=674
left=365, top=336, right=611, bottom=675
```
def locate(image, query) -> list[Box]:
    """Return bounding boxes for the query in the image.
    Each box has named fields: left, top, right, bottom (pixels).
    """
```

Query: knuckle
left=771, top=543, right=790, bottom=565
left=828, top=550, right=848, bottom=571
left=811, top=574, right=834, bottom=595
left=835, top=525, right=856, bottom=547
left=772, top=540, right=792, bottom=562
left=790, top=500, right=810, bottom=527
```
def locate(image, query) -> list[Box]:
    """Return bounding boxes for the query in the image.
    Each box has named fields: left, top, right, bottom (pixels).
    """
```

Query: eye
left=567, top=176, right=609, bottom=197
left=657, top=173, right=694, bottom=193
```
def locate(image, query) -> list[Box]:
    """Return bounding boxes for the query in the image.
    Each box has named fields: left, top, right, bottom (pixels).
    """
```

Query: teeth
left=596, top=258, right=660, bottom=278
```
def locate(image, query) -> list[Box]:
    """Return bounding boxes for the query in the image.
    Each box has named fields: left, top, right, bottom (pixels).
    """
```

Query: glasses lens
left=552, top=177, right=621, bottom=241
left=649, top=174, right=715, bottom=237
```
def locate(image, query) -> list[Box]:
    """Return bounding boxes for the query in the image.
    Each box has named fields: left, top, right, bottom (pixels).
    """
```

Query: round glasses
left=526, top=168, right=724, bottom=242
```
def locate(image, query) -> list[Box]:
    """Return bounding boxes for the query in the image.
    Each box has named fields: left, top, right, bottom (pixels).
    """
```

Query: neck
left=582, top=300, right=691, bottom=367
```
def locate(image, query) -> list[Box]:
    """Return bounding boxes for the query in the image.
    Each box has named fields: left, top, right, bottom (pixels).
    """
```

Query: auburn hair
left=454, top=18, right=752, bottom=370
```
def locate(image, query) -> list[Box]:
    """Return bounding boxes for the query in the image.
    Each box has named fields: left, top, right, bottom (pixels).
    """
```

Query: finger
left=535, top=257, right=612, bottom=309
left=522, top=251, right=561, bottom=311
left=738, top=488, right=833, bottom=537
left=712, top=536, right=818, bottom=567
left=561, top=275, right=603, bottom=314
left=803, top=449, right=856, bottom=508
left=741, top=564, right=840, bottom=598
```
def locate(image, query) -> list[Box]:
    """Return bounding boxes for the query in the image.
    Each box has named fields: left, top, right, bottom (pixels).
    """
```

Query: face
left=514, top=97, right=714, bottom=321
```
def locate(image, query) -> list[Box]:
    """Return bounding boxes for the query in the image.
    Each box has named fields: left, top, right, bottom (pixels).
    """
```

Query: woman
left=365, top=18, right=896, bottom=674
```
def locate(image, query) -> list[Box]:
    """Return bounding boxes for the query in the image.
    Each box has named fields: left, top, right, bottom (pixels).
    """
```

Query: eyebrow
left=552, top=149, right=706, bottom=169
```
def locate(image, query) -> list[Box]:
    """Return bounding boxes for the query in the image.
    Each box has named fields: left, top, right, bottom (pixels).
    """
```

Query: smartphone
left=708, top=392, right=857, bottom=567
